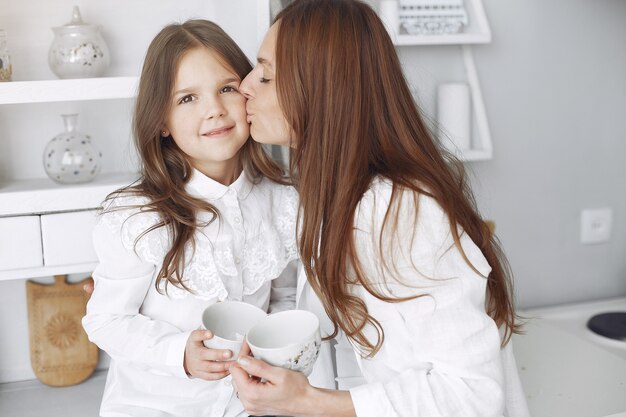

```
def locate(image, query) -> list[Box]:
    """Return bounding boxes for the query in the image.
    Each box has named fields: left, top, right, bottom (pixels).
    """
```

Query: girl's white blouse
left=82, top=170, right=299, bottom=417
left=343, top=177, right=531, bottom=417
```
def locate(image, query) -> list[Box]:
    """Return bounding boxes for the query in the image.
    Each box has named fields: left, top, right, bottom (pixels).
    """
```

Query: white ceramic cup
left=201, top=301, right=267, bottom=358
left=246, top=309, right=321, bottom=376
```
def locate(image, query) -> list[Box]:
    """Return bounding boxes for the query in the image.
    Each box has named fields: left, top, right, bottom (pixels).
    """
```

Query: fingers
left=236, top=356, right=283, bottom=383
left=189, top=329, right=213, bottom=343
left=188, top=330, right=234, bottom=360
left=230, top=362, right=255, bottom=388
left=188, top=359, right=233, bottom=381
left=204, top=349, right=233, bottom=361
left=237, top=339, right=252, bottom=359
left=83, top=278, right=95, bottom=295
left=205, top=360, right=233, bottom=374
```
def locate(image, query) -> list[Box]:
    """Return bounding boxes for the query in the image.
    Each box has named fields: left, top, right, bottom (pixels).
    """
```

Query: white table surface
left=1, top=298, right=625, bottom=417
left=513, top=297, right=626, bottom=417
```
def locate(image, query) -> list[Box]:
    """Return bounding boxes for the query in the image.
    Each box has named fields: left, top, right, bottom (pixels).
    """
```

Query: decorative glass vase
left=0, top=29, right=12, bottom=82
left=48, top=6, right=110, bottom=79
left=43, top=114, right=102, bottom=184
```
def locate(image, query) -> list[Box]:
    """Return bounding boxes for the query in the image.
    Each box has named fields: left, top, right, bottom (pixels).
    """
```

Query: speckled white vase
left=43, top=114, right=102, bottom=184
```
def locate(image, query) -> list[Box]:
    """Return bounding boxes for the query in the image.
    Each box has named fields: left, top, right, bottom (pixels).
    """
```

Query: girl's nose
left=204, top=97, right=226, bottom=119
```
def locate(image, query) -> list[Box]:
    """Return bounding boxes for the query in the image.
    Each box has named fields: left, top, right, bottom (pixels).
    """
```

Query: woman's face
left=240, top=23, right=292, bottom=147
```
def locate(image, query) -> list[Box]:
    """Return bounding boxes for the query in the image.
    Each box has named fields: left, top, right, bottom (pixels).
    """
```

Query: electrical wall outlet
left=580, top=208, right=613, bottom=244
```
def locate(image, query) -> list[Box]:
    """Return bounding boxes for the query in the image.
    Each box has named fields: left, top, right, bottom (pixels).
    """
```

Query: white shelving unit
left=391, top=0, right=493, bottom=161
left=0, top=172, right=138, bottom=217
left=0, top=76, right=138, bottom=105
left=0, top=1, right=262, bottom=283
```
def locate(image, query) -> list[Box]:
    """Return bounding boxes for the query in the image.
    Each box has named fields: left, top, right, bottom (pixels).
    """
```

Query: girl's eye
left=178, top=94, right=195, bottom=105
left=260, top=77, right=271, bottom=84
left=220, top=86, right=238, bottom=94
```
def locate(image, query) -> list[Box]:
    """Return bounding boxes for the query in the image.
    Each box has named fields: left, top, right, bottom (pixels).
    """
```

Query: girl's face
left=240, top=23, right=292, bottom=147
left=163, top=47, right=249, bottom=184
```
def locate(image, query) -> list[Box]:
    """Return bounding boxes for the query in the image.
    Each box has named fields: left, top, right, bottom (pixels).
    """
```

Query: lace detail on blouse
left=98, top=183, right=299, bottom=300
left=241, top=184, right=299, bottom=295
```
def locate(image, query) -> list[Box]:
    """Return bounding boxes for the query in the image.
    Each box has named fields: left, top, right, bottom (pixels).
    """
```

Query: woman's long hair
left=108, top=20, right=286, bottom=294
left=276, top=0, right=520, bottom=355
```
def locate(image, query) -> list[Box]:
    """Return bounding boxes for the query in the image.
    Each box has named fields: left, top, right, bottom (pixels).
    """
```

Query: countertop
left=513, top=297, right=626, bottom=417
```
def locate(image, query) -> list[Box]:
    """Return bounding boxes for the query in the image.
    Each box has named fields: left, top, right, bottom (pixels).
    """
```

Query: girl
left=82, top=19, right=299, bottom=417
left=231, top=1, right=530, bottom=416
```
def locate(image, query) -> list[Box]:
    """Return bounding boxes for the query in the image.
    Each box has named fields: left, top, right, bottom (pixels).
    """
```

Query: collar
left=185, top=168, right=253, bottom=201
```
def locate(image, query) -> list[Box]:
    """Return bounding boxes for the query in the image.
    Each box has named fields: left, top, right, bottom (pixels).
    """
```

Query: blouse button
left=234, top=216, right=241, bottom=224
left=235, top=257, right=241, bottom=264
left=224, top=380, right=232, bottom=387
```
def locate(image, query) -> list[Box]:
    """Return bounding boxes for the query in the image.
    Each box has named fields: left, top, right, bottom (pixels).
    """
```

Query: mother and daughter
left=83, top=1, right=530, bottom=416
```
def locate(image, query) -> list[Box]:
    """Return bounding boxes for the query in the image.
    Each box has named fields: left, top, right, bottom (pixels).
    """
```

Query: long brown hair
left=108, top=20, right=286, bottom=294
left=276, top=0, right=520, bottom=355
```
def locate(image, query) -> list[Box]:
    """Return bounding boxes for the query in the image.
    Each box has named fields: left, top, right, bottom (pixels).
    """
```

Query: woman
left=230, top=1, right=530, bottom=416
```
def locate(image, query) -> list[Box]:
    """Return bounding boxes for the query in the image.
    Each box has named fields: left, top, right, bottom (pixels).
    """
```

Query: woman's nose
left=240, top=72, right=254, bottom=99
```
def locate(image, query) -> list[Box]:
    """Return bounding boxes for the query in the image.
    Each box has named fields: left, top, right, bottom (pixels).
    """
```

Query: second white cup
left=246, top=309, right=321, bottom=376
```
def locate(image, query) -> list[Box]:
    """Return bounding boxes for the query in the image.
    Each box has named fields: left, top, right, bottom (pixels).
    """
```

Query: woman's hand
left=184, top=330, right=234, bottom=380
left=230, top=340, right=355, bottom=417
left=230, top=353, right=313, bottom=417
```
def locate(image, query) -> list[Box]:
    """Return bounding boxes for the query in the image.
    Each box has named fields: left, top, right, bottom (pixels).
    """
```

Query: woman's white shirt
left=82, top=169, right=298, bottom=417
left=346, top=177, right=530, bottom=417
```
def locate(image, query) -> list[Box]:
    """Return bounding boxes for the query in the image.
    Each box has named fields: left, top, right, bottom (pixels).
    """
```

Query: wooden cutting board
left=26, top=275, right=98, bottom=386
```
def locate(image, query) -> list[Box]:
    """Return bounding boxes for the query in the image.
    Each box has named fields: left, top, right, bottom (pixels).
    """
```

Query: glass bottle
left=0, top=29, right=12, bottom=82
left=43, top=114, right=102, bottom=184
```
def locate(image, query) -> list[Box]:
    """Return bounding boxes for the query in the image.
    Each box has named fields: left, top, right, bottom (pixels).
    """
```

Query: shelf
left=0, top=76, right=138, bottom=105
left=462, top=149, right=492, bottom=162
left=394, top=32, right=489, bottom=46
left=0, top=262, right=98, bottom=282
left=392, top=0, right=491, bottom=46
left=0, top=172, right=139, bottom=217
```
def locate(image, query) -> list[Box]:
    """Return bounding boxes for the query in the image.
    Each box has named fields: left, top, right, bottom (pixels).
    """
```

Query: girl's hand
left=230, top=354, right=313, bottom=416
left=184, top=329, right=234, bottom=380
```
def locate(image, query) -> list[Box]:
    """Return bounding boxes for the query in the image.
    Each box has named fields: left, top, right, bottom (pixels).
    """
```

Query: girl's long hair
left=276, top=0, right=520, bottom=355
left=108, top=20, right=286, bottom=294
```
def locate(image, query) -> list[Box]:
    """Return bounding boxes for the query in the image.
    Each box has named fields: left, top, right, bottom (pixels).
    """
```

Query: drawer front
left=40, top=210, right=98, bottom=266
left=0, top=216, right=43, bottom=270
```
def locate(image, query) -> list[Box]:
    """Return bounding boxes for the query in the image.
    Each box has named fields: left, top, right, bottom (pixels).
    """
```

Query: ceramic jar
left=48, top=6, right=109, bottom=79
left=43, top=114, right=102, bottom=184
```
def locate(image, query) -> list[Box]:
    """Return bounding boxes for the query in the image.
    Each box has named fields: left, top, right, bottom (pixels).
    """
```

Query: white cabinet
left=0, top=216, right=42, bottom=270
left=41, top=210, right=99, bottom=266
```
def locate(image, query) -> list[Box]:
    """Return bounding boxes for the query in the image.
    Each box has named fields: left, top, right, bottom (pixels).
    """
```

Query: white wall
left=1, top=0, right=626, bottom=383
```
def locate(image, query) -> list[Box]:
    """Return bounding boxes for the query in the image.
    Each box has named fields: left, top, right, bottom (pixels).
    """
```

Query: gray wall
left=401, top=1, right=626, bottom=309
left=474, top=0, right=626, bottom=308
left=458, top=0, right=626, bottom=307
left=407, top=0, right=626, bottom=309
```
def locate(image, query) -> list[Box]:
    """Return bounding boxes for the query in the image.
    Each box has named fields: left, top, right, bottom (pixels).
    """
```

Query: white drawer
left=0, top=216, right=43, bottom=270
left=40, top=210, right=98, bottom=266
